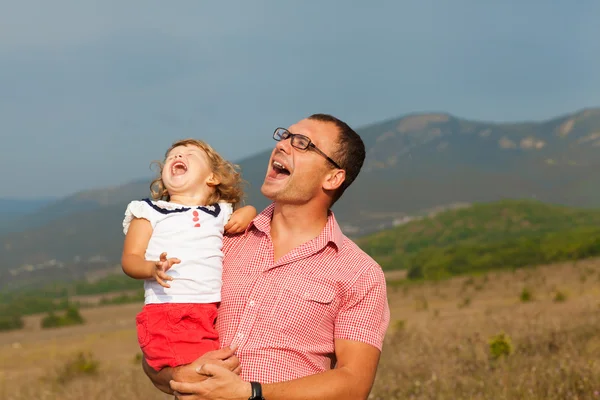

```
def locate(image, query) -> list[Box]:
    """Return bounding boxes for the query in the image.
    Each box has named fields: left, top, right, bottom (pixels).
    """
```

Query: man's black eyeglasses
left=273, top=128, right=341, bottom=169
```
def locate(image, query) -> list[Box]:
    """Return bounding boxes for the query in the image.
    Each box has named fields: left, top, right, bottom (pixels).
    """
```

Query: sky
left=2, top=0, right=600, bottom=198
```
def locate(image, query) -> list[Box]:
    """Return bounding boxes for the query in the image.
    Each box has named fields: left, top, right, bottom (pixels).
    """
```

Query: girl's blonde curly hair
left=150, top=139, right=245, bottom=207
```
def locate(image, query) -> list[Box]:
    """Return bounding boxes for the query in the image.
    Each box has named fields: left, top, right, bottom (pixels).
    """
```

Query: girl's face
left=161, top=145, right=217, bottom=198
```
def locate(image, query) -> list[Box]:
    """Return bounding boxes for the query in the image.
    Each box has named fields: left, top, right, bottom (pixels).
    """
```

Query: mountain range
left=0, top=198, right=56, bottom=228
left=1, top=107, right=599, bottom=288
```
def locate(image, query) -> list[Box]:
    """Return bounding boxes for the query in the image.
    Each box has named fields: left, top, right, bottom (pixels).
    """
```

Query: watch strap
left=249, top=381, right=264, bottom=400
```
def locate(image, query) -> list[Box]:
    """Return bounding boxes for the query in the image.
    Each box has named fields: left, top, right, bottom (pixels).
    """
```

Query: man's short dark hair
left=308, top=113, right=365, bottom=205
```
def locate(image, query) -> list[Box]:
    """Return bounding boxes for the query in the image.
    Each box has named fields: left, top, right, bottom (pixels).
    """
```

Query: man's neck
left=270, top=202, right=329, bottom=262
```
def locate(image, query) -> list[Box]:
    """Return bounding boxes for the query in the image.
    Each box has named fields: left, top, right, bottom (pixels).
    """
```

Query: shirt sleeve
left=219, top=202, right=234, bottom=225
left=122, top=200, right=158, bottom=234
left=335, top=266, right=390, bottom=351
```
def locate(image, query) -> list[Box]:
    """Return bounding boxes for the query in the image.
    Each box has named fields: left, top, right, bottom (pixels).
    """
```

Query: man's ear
left=323, top=169, right=346, bottom=191
left=206, top=174, right=221, bottom=187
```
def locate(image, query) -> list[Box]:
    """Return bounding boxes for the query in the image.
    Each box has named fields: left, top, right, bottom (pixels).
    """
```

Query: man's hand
left=171, top=364, right=251, bottom=400
left=172, top=347, right=241, bottom=383
left=153, top=252, right=180, bottom=288
left=143, top=347, right=241, bottom=395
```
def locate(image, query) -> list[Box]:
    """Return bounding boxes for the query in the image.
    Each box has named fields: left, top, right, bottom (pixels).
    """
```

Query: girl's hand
left=225, top=206, right=257, bottom=234
left=153, top=252, right=180, bottom=288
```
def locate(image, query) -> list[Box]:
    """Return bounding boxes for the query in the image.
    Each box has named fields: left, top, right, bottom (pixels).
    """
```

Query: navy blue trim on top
left=142, top=198, right=221, bottom=217
left=200, top=203, right=221, bottom=217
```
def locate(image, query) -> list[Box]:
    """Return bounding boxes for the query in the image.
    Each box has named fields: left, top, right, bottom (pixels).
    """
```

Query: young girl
left=121, top=138, right=256, bottom=371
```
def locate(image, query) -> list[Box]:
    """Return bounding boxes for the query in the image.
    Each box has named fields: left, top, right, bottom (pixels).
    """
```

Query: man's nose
left=276, top=138, right=292, bottom=153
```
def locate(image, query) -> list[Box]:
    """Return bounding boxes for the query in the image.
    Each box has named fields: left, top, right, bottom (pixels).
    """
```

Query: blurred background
left=1, top=1, right=600, bottom=399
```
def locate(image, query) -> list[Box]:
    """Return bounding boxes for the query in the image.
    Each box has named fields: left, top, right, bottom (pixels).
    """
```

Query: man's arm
left=143, top=347, right=241, bottom=395
left=263, top=339, right=380, bottom=400
left=170, top=339, right=381, bottom=400
left=142, top=357, right=175, bottom=394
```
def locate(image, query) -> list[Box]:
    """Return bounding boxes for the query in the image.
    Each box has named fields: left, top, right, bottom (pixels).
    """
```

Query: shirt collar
left=247, top=203, right=344, bottom=252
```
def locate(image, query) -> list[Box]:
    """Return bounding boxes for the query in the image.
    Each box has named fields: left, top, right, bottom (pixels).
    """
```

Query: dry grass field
left=2, top=258, right=600, bottom=399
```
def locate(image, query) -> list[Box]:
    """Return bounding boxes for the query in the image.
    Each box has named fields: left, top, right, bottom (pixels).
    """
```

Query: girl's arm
left=122, top=218, right=155, bottom=279
left=225, top=205, right=257, bottom=234
left=122, top=218, right=179, bottom=287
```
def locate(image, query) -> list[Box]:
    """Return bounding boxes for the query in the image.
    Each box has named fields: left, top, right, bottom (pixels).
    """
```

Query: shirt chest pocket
left=269, top=278, right=337, bottom=343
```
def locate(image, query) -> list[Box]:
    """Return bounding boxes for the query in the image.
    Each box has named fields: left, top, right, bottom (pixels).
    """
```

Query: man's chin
left=260, top=184, right=277, bottom=201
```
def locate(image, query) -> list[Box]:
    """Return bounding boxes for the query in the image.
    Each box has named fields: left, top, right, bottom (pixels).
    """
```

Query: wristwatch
left=249, top=382, right=265, bottom=400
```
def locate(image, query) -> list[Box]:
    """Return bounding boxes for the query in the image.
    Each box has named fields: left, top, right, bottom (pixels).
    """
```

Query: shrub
left=99, top=290, right=144, bottom=305
left=41, top=312, right=62, bottom=329
left=56, top=352, right=99, bottom=383
left=394, top=319, right=406, bottom=331
left=407, top=265, right=424, bottom=280
left=489, top=332, right=513, bottom=360
left=65, top=306, right=84, bottom=323
left=133, top=353, right=143, bottom=364
left=458, top=297, right=472, bottom=308
left=0, top=314, right=24, bottom=331
left=520, top=287, right=534, bottom=303
left=41, top=306, right=85, bottom=329
left=553, top=290, right=567, bottom=303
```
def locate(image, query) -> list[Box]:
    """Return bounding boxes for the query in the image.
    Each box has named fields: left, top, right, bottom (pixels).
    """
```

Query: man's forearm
left=145, top=348, right=241, bottom=396
left=169, top=341, right=380, bottom=400
left=261, top=366, right=372, bottom=400
left=260, top=340, right=380, bottom=400
left=142, top=358, right=174, bottom=394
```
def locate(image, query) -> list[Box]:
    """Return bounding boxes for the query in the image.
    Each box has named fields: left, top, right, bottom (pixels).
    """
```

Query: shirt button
left=249, top=300, right=255, bottom=306
left=237, top=333, right=245, bottom=339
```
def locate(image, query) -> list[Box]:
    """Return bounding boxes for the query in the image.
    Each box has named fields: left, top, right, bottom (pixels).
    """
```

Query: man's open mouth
left=268, top=160, right=291, bottom=180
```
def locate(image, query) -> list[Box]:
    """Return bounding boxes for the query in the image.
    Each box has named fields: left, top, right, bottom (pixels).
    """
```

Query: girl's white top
left=123, top=199, right=233, bottom=305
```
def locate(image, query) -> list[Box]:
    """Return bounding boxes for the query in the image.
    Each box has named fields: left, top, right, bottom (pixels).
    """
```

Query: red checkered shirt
left=217, top=204, right=390, bottom=384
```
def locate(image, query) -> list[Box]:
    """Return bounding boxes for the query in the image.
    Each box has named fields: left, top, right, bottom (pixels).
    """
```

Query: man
left=144, top=114, right=390, bottom=399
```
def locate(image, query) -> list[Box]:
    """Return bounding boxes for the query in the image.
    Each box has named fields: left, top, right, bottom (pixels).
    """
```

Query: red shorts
left=136, top=303, right=220, bottom=371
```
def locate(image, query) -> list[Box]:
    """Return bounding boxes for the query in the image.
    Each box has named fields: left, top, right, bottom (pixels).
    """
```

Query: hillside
left=358, top=199, right=600, bottom=279
left=0, top=198, right=56, bottom=230
left=0, top=181, right=150, bottom=235
left=1, top=107, right=600, bottom=284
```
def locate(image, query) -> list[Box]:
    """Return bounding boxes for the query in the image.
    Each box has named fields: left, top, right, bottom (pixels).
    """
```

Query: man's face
left=261, top=118, right=340, bottom=204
